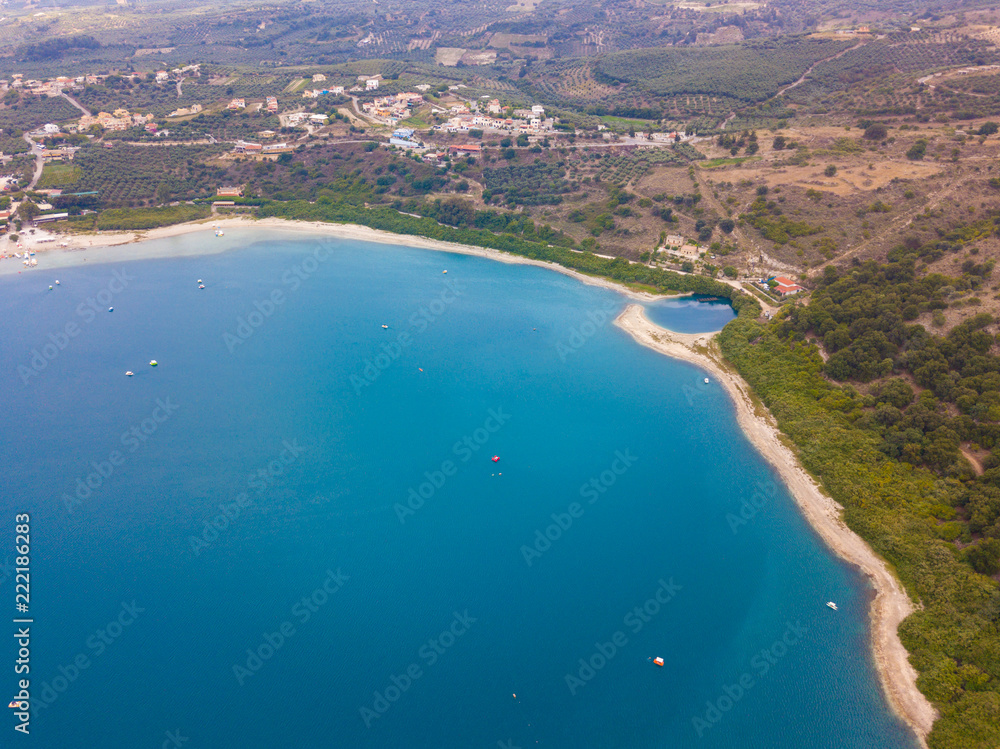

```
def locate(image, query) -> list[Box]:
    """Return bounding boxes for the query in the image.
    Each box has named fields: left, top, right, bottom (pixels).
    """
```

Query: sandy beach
left=0, top=216, right=667, bottom=303
left=614, top=304, right=937, bottom=747
left=5, top=216, right=935, bottom=744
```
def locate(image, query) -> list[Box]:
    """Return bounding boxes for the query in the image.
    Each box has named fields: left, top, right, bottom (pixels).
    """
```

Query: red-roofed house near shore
left=772, top=276, right=805, bottom=296
left=449, top=144, right=482, bottom=155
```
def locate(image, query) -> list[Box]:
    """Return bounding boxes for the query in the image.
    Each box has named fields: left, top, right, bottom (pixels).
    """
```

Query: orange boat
left=653, top=657, right=664, bottom=667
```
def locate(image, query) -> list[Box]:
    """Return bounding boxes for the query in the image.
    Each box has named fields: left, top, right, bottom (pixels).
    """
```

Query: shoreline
left=6, top=216, right=934, bottom=742
left=613, top=304, right=936, bottom=748
left=1, top=216, right=671, bottom=301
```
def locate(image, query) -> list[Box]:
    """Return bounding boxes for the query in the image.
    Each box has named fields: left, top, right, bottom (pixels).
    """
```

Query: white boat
left=704, top=378, right=709, bottom=384
left=826, top=602, right=838, bottom=611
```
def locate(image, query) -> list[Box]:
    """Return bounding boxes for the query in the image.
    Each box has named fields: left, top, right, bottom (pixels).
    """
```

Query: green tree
left=863, top=123, right=888, bottom=140
left=906, top=140, right=927, bottom=160
left=18, top=201, right=40, bottom=221
left=965, top=538, right=1000, bottom=575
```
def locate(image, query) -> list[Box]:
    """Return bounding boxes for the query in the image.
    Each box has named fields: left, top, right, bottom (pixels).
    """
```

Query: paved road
left=23, top=133, right=43, bottom=190
left=60, top=91, right=91, bottom=117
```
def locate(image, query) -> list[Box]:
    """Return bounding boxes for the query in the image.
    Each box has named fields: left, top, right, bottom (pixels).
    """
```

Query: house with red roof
left=772, top=276, right=805, bottom=296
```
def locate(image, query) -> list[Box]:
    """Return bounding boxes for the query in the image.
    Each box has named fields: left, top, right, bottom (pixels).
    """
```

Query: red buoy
left=492, top=456, right=499, bottom=463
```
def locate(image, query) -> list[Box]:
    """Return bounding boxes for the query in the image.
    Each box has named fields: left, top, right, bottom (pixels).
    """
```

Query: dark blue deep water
left=644, top=295, right=736, bottom=334
left=1, top=232, right=917, bottom=748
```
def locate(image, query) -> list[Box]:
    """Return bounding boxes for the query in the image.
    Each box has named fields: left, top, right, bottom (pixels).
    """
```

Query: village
left=0, top=63, right=710, bottom=277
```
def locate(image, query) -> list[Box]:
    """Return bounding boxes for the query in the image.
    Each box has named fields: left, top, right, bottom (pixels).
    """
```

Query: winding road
left=774, top=40, right=868, bottom=99
left=717, top=40, right=867, bottom=130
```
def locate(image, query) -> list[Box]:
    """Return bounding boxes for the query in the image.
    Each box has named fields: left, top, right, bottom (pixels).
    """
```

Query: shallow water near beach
left=1, top=233, right=917, bottom=748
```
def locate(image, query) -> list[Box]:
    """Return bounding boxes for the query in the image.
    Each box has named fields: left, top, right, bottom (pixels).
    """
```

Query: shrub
left=863, top=123, right=888, bottom=140
left=906, top=140, right=927, bottom=160
left=96, top=204, right=210, bottom=230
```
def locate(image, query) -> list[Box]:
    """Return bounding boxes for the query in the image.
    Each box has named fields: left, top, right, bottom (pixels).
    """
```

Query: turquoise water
left=1, top=232, right=917, bottom=748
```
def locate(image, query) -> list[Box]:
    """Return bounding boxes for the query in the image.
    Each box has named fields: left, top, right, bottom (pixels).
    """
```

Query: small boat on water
left=199, top=284, right=205, bottom=289
left=492, top=455, right=500, bottom=463
left=125, top=371, right=134, bottom=377
left=8, top=700, right=22, bottom=709
left=826, top=602, right=838, bottom=611
left=381, top=324, right=389, bottom=329
left=704, top=378, right=709, bottom=384
left=149, top=360, right=158, bottom=367
left=652, top=657, right=664, bottom=667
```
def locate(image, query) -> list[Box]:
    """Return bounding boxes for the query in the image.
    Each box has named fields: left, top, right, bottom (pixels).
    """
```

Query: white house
left=365, top=78, right=379, bottom=90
